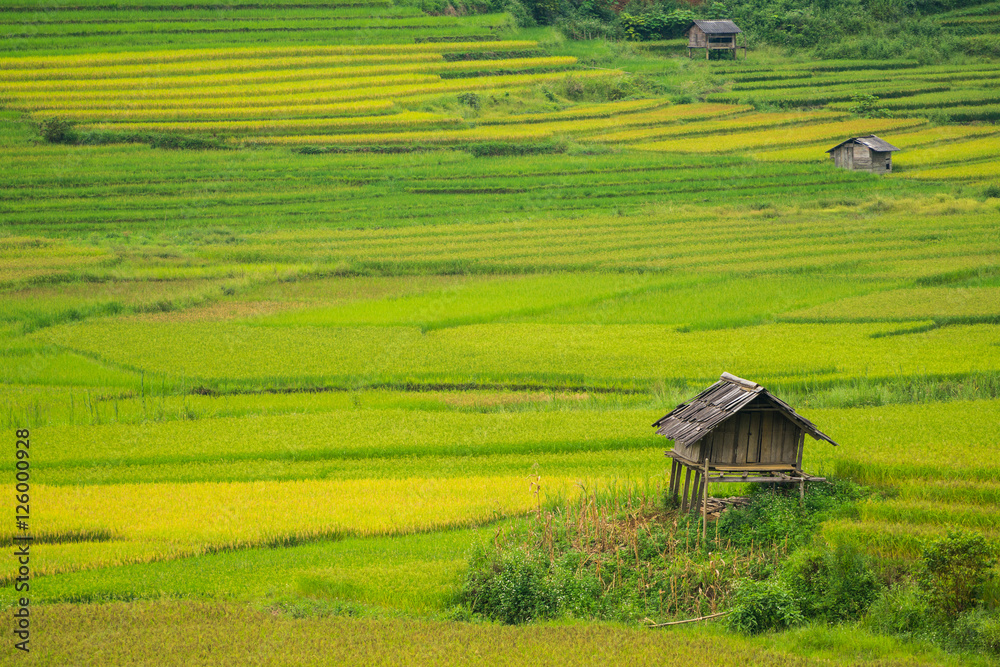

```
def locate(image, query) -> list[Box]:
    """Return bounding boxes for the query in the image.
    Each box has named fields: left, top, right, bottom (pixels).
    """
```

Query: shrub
left=821, top=541, right=881, bottom=620
left=36, top=117, right=77, bottom=144
left=781, top=547, right=826, bottom=618
left=619, top=8, right=695, bottom=41
left=865, top=581, right=940, bottom=638
left=559, top=14, right=621, bottom=40
left=952, top=608, right=1000, bottom=654
left=457, top=92, right=482, bottom=110
left=849, top=94, right=892, bottom=119
left=783, top=541, right=881, bottom=621
left=716, top=487, right=803, bottom=550
left=917, top=529, right=995, bottom=618
left=463, top=545, right=558, bottom=624
left=727, top=579, right=804, bottom=635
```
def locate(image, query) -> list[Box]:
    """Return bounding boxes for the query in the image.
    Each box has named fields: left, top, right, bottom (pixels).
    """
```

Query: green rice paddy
left=1, top=0, right=999, bottom=662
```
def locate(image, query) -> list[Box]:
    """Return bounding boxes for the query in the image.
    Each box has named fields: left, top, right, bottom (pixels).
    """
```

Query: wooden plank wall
left=688, top=26, right=706, bottom=47
left=698, top=412, right=803, bottom=466
left=853, top=144, right=872, bottom=169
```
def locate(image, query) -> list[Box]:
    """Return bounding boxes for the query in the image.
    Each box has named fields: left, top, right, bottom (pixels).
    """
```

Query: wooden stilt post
left=702, top=457, right=709, bottom=541
left=673, top=460, right=682, bottom=502
left=669, top=460, right=679, bottom=502
left=795, top=431, right=805, bottom=471
left=690, top=471, right=702, bottom=515
left=681, top=467, right=692, bottom=513
left=799, top=477, right=805, bottom=505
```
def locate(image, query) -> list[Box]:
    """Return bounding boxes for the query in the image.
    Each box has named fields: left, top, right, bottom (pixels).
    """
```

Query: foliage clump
left=865, top=530, right=1000, bottom=655
left=36, top=117, right=77, bottom=144
left=726, top=578, right=803, bottom=635
left=848, top=93, right=892, bottom=118
left=463, top=545, right=561, bottom=624
left=918, top=529, right=995, bottom=617
left=619, top=8, right=695, bottom=41
left=460, top=480, right=863, bottom=625
left=780, top=541, right=881, bottom=621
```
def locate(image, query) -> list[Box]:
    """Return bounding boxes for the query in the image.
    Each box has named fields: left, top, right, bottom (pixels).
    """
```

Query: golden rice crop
left=486, top=104, right=754, bottom=139
left=885, top=124, right=1000, bottom=147
left=904, top=160, right=1000, bottom=180
left=637, top=118, right=926, bottom=153
left=751, top=143, right=833, bottom=162
left=246, top=124, right=556, bottom=145
left=3, top=74, right=442, bottom=110
left=590, top=111, right=844, bottom=144
left=12, top=71, right=616, bottom=129
left=8, top=71, right=618, bottom=123
left=752, top=123, right=1000, bottom=163
left=0, top=476, right=580, bottom=580
left=477, top=98, right=668, bottom=124
left=89, top=112, right=462, bottom=135
left=61, top=102, right=423, bottom=124
left=0, top=57, right=576, bottom=93
left=234, top=100, right=716, bottom=144
left=0, top=41, right=541, bottom=70
left=0, top=53, right=445, bottom=82
left=72, top=100, right=398, bottom=125
left=10, top=16, right=467, bottom=40
left=891, top=135, right=1000, bottom=167
left=389, top=70, right=622, bottom=103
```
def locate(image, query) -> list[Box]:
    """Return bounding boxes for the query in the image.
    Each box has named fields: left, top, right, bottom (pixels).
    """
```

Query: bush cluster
left=727, top=579, right=804, bottom=634
left=460, top=480, right=863, bottom=625
left=865, top=530, right=999, bottom=653
left=728, top=527, right=999, bottom=650
left=460, top=483, right=999, bottom=659
left=36, top=117, right=78, bottom=144
left=619, top=8, right=694, bottom=41
left=35, top=119, right=230, bottom=150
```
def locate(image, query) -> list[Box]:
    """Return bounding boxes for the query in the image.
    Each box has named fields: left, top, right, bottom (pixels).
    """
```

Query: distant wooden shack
left=827, top=135, right=900, bottom=173
left=654, top=373, right=838, bottom=529
left=685, top=20, right=746, bottom=59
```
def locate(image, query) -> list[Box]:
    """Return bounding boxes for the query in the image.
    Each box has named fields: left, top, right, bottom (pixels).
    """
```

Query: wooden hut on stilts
left=653, top=372, right=838, bottom=538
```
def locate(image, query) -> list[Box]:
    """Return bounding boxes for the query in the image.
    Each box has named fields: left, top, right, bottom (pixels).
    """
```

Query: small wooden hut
left=827, top=135, right=900, bottom=173
left=685, top=20, right=746, bottom=59
left=654, top=373, right=838, bottom=529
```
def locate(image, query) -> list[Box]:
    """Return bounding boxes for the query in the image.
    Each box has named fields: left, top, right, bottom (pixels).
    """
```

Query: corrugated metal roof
left=690, top=20, right=742, bottom=34
left=652, top=372, right=839, bottom=448
left=826, top=135, right=901, bottom=153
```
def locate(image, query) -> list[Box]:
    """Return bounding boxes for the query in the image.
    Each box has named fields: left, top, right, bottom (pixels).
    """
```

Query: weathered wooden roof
left=652, top=372, right=839, bottom=448
left=826, top=135, right=901, bottom=153
left=689, top=20, right=742, bottom=34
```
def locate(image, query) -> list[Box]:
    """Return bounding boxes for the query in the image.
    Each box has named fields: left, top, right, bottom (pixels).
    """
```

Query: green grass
left=781, top=286, right=1000, bottom=323
left=252, top=272, right=669, bottom=330
left=0, top=600, right=975, bottom=666
left=34, top=319, right=1000, bottom=392
left=29, top=408, right=659, bottom=470
left=2, top=528, right=480, bottom=608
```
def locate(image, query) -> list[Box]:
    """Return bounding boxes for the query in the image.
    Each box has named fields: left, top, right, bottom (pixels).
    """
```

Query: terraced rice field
left=710, top=58, right=1000, bottom=121
left=2, top=0, right=1000, bottom=663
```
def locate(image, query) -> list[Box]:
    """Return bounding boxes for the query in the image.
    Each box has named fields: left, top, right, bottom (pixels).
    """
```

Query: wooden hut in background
left=827, top=135, right=900, bottom=173
left=685, top=20, right=746, bottom=59
left=654, top=373, right=838, bottom=533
